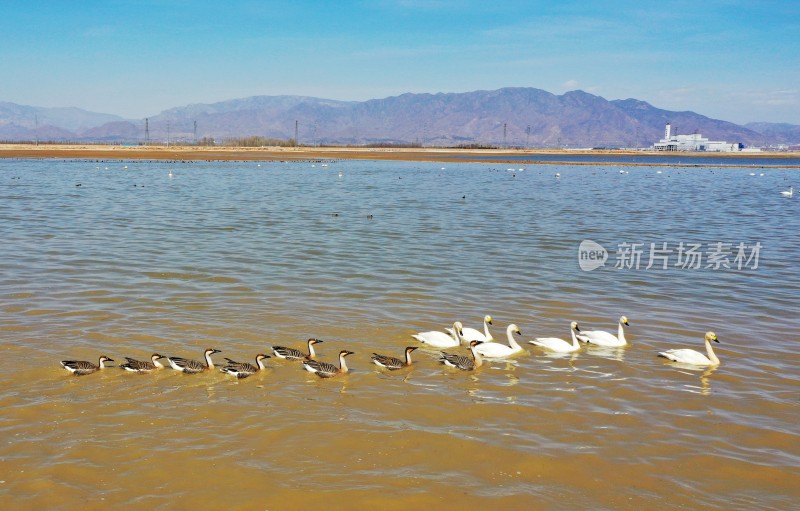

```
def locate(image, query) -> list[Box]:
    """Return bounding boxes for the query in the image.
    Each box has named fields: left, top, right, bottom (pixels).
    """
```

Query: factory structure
left=653, top=123, right=743, bottom=152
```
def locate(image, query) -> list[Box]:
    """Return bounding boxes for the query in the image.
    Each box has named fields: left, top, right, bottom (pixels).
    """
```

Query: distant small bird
left=220, top=354, right=270, bottom=378
left=371, top=346, right=417, bottom=370
left=120, top=353, right=166, bottom=372
left=75, top=183, right=82, bottom=187
left=780, top=186, right=793, bottom=198
left=61, top=356, right=113, bottom=375
left=303, top=350, right=354, bottom=378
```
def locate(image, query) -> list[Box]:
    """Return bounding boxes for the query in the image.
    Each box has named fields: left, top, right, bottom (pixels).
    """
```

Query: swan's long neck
left=470, top=346, right=483, bottom=368
left=705, top=340, right=720, bottom=366
left=506, top=326, right=522, bottom=350
left=483, top=320, right=493, bottom=341
left=617, top=322, right=627, bottom=344
left=452, top=324, right=465, bottom=345
left=339, top=354, right=349, bottom=373
left=205, top=351, right=215, bottom=368
left=570, top=328, right=580, bottom=350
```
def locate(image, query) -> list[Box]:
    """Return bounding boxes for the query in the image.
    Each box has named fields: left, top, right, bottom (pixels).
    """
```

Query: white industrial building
left=653, top=123, right=742, bottom=152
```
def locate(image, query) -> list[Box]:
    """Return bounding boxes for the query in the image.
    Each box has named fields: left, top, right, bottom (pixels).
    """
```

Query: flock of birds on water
left=60, top=315, right=722, bottom=378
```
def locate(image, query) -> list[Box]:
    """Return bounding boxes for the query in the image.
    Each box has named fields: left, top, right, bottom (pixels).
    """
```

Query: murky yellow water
left=1, top=158, right=798, bottom=510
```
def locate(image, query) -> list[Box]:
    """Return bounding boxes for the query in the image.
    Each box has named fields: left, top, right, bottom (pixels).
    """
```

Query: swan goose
left=61, top=356, right=114, bottom=375
left=440, top=340, right=484, bottom=371
left=167, top=348, right=221, bottom=373
left=371, top=346, right=417, bottom=370
left=303, top=350, right=354, bottom=378
left=120, top=353, right=166, bottom=372
left=221, top=354, right=271, bottom=378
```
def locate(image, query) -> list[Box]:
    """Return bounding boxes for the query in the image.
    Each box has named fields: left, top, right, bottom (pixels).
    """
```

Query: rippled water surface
left=1, top=158, right=799, bottom=510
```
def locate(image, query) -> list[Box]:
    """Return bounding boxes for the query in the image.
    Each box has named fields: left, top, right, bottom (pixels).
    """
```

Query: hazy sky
left=1, top=0, right=797, bottom=124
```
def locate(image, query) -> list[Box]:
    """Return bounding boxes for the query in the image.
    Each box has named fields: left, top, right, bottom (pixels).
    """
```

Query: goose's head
left=99, top=356, right=114, bottom=363
left=508, top=323, right=522, bottom=336
left=205, top=348, right=222, bottom=356
left=256, top=354, right=271, bottom=362
left=705, top=331, right=719, bottom=343
left=620, top=316, right=629, bottom=326
left=570, top=321, right=580, bottom=331
left=151, top=353, right=165, bottom=362
left=340, top=350, right=355, bottom=358
left=468, top=340, right=484, bottom=348
left=308, top=338, right=323, bottom=345
left=484, top=315, right=493, bottom=325
left=405, top=346, right=419, bottom=354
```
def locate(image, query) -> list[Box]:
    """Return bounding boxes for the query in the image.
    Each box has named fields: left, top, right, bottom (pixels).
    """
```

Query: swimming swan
left=446, top=315, right=494, bottom=342
left=529, top=322, right=582, bottom=353
left=780, top=186, right=793, bottom=197
left=576, top=316, right=629, bottom=347
left=412, top=322, right=464, bottom=348
left=658, top=331, right=720, bottom=366
left=473, top=324, right=524, bottom=358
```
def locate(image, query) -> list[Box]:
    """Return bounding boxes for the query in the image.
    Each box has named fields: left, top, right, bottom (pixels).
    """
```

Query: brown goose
left=302, top=350, right=354, bottom=378
left=221, top=354, right=271, bottom=379
left=120, top=353, right=166, bottom=372
left=371, top=346, right=417, bottom=370
left=167, top=348, right=221, bottom=374
left=272, top=338, right=323, bottom=360
left=440, top=340, right=484, bottom=371
left=61, top=356, right=114, bottom=375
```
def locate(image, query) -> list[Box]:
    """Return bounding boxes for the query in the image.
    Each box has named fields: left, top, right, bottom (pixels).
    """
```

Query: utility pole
left=144, top=118, right=150, bottom=145
left=526, top=125, right=531, bottom=148
left=193, top=120, right=197, bottom=143
left=294, top=120, right=299, bottom=146
left=167, top=121, right=171, bottom=147
left=503, top=123, right=507, bottom=148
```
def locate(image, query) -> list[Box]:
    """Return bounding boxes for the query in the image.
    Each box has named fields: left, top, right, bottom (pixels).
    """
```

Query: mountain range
left=1, top=88, right=798, bottom=147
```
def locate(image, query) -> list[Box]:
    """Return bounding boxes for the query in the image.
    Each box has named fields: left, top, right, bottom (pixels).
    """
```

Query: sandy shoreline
left=1, top=144, right=798, bottom=166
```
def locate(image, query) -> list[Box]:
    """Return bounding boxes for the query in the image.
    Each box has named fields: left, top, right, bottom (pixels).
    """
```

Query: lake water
left=1, top=158, right=798, bottom=510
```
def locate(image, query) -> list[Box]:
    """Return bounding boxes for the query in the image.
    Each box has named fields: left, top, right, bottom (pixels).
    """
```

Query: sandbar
left=0, top=144, right=798, bottom=167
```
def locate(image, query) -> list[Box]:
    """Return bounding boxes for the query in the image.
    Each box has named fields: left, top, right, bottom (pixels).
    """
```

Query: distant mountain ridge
left=1, top=89, right=797, bottom=147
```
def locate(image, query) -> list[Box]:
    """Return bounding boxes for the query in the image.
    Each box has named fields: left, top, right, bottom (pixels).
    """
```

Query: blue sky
left=1, top=0, right=797, bottom=124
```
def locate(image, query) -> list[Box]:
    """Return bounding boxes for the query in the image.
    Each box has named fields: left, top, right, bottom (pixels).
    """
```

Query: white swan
left=445, top=315, right=494, bottom=342
left=473, top=324, right=524, bottom=358
left=780, top=186, right=793, bottom=197
left=576, top=316, right=629, bottom=347
left=529, top=322, right=582, bottom=353
left=412, top=322, right=464, bottom=348
left=658, top=331, right=720, bottom=366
